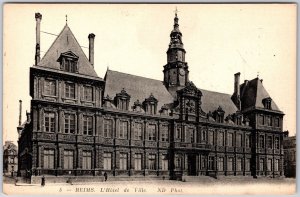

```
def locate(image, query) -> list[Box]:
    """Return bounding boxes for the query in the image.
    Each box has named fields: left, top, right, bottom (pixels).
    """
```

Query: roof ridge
left=107, top=69, right=163, bottom=83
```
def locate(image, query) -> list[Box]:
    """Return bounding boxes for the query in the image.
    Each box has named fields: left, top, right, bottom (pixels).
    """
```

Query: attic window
left=115, top=88, right=131, bottom=111
left=143, top=94, right=158, bottom=115
left=262, top=97, right=272, bottom=110
left=57, top=51, right=79, bottom=73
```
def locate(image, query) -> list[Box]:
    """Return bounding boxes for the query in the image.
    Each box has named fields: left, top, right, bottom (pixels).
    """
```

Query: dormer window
left=115, top=88, right=130, bottom=111
left=213, top=106, right=225, bottom=123
left=132, top=99, right=143, bottom=112
left=262, top=97, right=272, bottom=109
left=57, top=51, right=79, bottom=73
left=143, top=94, right=158, bottom=115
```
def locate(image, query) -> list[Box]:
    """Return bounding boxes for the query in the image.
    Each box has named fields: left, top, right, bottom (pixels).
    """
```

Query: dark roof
left=37, top=25, right=99, bottom=78
left=104, top=70, right=174, bottom=111
left=200, top=88, right=238, bottom=116
left=104, top=70, right=238, bottom=116
left=240, top=78, right=280, bottom=111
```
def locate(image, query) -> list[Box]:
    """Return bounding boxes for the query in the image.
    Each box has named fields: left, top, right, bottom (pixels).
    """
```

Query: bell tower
left=163, top=9, right=189, bottom=97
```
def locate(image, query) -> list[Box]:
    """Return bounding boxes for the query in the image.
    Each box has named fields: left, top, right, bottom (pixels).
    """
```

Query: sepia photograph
left=2, top=3, right=297, bottom=195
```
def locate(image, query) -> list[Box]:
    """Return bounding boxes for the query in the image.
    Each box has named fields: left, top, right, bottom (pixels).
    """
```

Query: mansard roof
left=37, top=25, right=99, bottom=78
left=104, top=70, right=174, bottom=111
left=240, top=78, right=281, bottom=112
left=200, top=88, right=238, bottom=117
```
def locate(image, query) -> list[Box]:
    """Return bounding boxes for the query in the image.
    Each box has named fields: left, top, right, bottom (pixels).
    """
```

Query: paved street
left=3, top=176, right=296, bottom=195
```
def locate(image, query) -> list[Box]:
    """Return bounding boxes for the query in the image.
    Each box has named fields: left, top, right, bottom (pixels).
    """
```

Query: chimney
left=234, top=72, right=241, bottom=110
left=18, top=100, right=22, bottom=126
left=26, top=110, right=31, bottom=123
left=88, top=33, right=95, bottom=66
left=35, top=13, right=42, bottom=65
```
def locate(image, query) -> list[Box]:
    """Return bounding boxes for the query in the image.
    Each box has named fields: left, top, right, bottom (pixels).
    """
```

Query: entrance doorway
left=187, top=154, right=197, bottom=176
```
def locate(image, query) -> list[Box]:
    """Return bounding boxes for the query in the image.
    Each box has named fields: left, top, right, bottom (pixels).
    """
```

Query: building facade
left=3, top=141, right=18, bottom=177
left=18, top=12, right=285, bottom=182
left=283, top=132, right=296, bottom=178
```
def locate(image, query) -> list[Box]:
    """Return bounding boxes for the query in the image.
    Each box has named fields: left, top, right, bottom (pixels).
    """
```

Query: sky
left=3, top=4, right=296, bottom=145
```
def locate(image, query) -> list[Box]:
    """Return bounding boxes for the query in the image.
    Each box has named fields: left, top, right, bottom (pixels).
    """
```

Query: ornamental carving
left=177, top=81, right=202, bottom=98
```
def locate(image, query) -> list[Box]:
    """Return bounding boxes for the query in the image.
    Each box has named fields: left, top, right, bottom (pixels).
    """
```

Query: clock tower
left=163, top=10, right=189, bottom=97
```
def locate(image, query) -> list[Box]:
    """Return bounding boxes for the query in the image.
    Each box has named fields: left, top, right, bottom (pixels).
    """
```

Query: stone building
left=3, top=141, right=18, bottom=176
left=17, top=12, right=286, bottom=183
left=283, top=132, right=296, bottom=178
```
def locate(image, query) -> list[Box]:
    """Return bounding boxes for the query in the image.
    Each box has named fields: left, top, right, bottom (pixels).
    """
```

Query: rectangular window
left=259, top=135, right=265, bottom=148
left=267, top=136, right=273, bottom=149
left=245, top=158, right=251, bottom=171
left=82, top=151, right=92, bottom=170
left=134, top=123, right=143, bottom=140
left=44, top=79, right=56, bottom=96
left=161, top=125, right=169, bottom=142
left=208, top=156, right=215, bottom=170
left=267, top=159, right=272, bottom=171
left=148, top=154, right=156, bottom=170
left=201, top=129, right=207, bottom=141
left=84, top=86, right=93, bottom=101
left=148, top=124, right=156, bottom=141
left=103, top=153, right=112, bottom=170
left=227, top=158, right=233, bottom=171
left=245, top=134, right=251, bottom=148
left=266, top=116, right=272, bottom=126
left=104, top=119, right=112, bottom=138
left=208, top=130, right=214, bottom=145
left=274, top=159, right=279, bottom=171
left=43, top=149, right=54, bottom=169
left=83, top=116, right=93, bottom=135
left=135, top=154, right=142, bottom=170
left=176, top=128, right=182, bottom=140
left=64, top=113, right=75, bottom=134
left=119, top=121, right=128, bottom=139
left=259, top=158, right=264, bottom=171
left=218, top=132, right=225, bottom=146
left=236, top=158, right=242, bottom=171
left=45, top=112, right=55, bottom=133
left=275, top=137, right=280, bottom=149
left=228, top=133, right=233, bottom=147
left=236, top=133, right=242, bottom=147
left=275, top=118, right=280, bottom=127
left=190, top=128, right=195, bottom=143
left=162, top=155, right=168, bottom=170
left=65, top=83, right=75, bottom=99
left=259, top=115, right=264, bottom=125
left=63, top=150, right=74, bottom=169
left=218, top=157, right=224, bottom=171
left=119, top=153, right=127, bottom=170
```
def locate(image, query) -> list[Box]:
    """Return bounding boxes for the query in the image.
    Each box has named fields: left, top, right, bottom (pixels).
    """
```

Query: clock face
left=179, top=68, right=185, bottom=76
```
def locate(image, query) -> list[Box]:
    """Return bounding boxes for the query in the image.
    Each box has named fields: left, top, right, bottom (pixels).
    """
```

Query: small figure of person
left=104, top=172, right=107, bottom=182
left=41, top=175, right=45, bottom=187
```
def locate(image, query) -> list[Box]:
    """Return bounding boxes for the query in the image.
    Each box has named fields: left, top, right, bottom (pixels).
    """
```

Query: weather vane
left=257, top=71, right=260, bottom=78
left=65, top=14, right=68, bottom=24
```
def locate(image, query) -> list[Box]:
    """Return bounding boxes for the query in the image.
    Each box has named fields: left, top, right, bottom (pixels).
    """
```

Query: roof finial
left=257, top=71, right=260, bottom=78
left=65, top=14, right=68, bottom=24
left=174, top=7, right=179, bottom=17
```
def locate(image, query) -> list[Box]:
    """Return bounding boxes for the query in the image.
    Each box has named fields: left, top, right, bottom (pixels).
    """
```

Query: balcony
left=34, top=132, right=56, bottom=141
left=77, top=135, right=94, bottom=144
left=244, top=147, right=251, bottom=153
left=226, top=146, right=234, bottom=152
left=274, top=149, right=280, bottom=155
left=57, top=133, right=76, bottom=143
left=145, top=140, right=158, bottom=148
left=216, top=146, right=225, bottom=152
left=97, top=137, right=114, bottom=145
left=130, top=140, right=144, bottom=147
left=115, top=139, right=130, bottom=146
left=159, top=141, right=169, bottom=148
left=235, top=147, right=243, bottom=153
